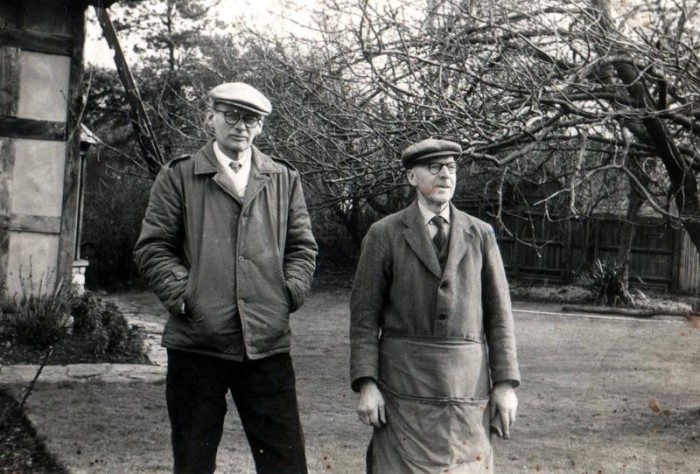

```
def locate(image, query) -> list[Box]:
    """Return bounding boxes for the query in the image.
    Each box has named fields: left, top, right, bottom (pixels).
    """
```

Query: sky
left=84, top=0, right=322, bottom=68
left=83, top=0, right=649, bottom=69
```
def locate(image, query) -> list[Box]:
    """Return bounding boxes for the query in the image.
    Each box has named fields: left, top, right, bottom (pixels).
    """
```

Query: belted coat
left=134, top=142, right=317, bottom=360
left=350, top=200, right=520, bottom=472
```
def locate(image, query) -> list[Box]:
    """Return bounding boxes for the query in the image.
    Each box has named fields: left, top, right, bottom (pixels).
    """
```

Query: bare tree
left=85, top=0, right=223, bottom=172
left=87, top=0, right=700, bottom=274
left=222, top=0, right=700, bottom=264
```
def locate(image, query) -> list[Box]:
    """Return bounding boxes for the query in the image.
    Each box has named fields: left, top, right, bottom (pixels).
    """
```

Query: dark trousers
left=166, top=350, right=308, bottom=474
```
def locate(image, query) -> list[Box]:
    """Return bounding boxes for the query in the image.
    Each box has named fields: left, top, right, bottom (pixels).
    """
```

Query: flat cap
left=208, top=82, right=272, bottom=116
left=401, top=138, right=462, bottom=169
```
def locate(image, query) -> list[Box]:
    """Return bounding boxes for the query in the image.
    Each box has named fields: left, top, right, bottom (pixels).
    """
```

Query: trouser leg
left=166, top=350, right=229, bottom=474
left=365, top=436, right=374, bottom=474
left=230, top=353, right=308, bottom=474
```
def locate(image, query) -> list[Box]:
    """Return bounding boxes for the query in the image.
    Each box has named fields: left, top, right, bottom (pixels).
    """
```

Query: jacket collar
left=242, top=147, right=283, bottom=206
left=194, top=141, right=284, bottom=205
left=401, top=200, right=475, bottom=279
left=194, top=141, right=283, bottom=176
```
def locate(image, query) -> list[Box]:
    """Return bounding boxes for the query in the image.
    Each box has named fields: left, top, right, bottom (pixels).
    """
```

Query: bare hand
left=357, top=380, right=386, bottom=428
left=490, top=382, right=518, bottom=439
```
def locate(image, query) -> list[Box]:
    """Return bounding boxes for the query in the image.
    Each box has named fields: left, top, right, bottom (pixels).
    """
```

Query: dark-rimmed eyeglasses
left=418, top=162, right=458, bottom=175
left=214, top=108, right=261, bottom=128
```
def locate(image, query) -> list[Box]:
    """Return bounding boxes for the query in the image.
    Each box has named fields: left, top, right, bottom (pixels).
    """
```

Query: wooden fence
left=463, top=209, right=699, bottom=294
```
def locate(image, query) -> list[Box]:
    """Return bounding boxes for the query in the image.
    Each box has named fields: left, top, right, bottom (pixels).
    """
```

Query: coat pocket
left=182, top=268, right=202, bottom=322
left=163, top=267, right=189, bottom=316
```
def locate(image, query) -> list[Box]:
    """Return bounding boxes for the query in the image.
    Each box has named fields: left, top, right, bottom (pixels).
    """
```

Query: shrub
left=72, top=293, right=144, bottom=357
left=7, top=278, right=76, bottom=349
left=582, top=258, right=632, bottom=306
left=71, top=291, right=101, bottom=334
left=4, top=284, right=145, bottom=361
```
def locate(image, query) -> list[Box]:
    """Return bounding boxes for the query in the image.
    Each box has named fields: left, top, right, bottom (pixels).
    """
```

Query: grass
left=0, top=389, right=66, bottom=473
left=3, top=284, right=699, bottom=473
left=6, top=288, right=369, bottom=473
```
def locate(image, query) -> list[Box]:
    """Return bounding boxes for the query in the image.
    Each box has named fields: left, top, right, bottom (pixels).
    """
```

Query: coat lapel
left=194, top=142, right=243, bottom=203
left=213, top=173, right=242, bottom=204
left=401, top=201, right=442, bottom=279
left=442, top=203, right=474, bottom=278
left=242, top=147, right=282, bottom=208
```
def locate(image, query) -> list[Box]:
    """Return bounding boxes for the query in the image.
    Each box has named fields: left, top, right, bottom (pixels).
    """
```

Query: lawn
left=4, top=286, right=700, bottom=473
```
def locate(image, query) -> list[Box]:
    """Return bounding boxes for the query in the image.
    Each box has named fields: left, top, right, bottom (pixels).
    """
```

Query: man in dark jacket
left=350, top=139, right=520, bottom=473
left=134, top=82, right=317, bottom=474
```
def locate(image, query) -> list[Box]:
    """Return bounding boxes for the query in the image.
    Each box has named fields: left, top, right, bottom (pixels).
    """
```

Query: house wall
left=0, top=1, right=85, bottom=298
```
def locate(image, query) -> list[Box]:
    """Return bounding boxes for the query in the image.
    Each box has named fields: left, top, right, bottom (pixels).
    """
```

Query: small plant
left=2, top=266, right=146, bottom=362
left=582, top=258, right=633, bottom=306
left=72, top=293, right=145, bottom=358
left=71, top=292, right=102, bottom=334
left=7, top=270, right=76, bottom=348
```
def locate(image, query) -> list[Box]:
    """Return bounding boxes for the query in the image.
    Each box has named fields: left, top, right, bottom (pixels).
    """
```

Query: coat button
left=438, top=314, right=447, bottom=320
left=238, top=256, right=245, bottom=262
left=238, top=299, right=244, bottom=305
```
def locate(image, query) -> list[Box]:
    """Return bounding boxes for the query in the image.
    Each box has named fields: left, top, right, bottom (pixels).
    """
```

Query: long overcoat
left=350, top=200, right=520, bottom=473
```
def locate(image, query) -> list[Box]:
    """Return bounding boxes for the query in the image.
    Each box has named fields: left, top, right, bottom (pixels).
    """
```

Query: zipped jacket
left=134, top=142, right=317, bottom=359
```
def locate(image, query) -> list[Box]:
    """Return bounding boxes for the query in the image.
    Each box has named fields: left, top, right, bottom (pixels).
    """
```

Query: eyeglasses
left=418, top=162, right=458, bottom=175
left=214, top=108, right=261, bottom=128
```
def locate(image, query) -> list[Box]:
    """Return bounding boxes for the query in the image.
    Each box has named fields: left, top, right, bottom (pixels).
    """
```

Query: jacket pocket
left=271, top=257, right=290, bottom=310
left=182, top=268, right=199, bottom=319
left=163, top=267, right=189, bottom=316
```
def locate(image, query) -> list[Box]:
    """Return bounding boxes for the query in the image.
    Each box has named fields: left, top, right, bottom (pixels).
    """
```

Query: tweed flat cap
left=208, top=82, right=272, bottom=116
left=401, top=138, right=462, bottom=169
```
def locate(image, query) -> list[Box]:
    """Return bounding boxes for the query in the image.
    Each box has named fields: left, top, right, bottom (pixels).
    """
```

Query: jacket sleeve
left=481, top=225, right=521, bottom=387
left=133, top=165, right=189, bottom=316
left=283, top=171, right=318, bottom=312
left=349, top=223, right=391, bottom=392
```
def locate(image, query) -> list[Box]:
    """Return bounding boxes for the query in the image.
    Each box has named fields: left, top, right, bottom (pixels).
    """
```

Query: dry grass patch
left=510, top=283, right=594, bottom=304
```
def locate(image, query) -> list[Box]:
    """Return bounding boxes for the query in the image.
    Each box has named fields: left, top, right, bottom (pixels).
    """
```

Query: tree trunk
left=335, top=197, right=364, bottom=248
left=616, top=174, right=643, bottom=304
left=590, top=0, right=700, bottom=254
left=95, top=7, right=164, bottom=177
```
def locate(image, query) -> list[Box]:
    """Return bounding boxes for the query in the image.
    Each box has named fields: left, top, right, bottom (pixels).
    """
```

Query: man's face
left=207, top=104, right=263, bottom=157
left=406, top=157, right=457, bottom=208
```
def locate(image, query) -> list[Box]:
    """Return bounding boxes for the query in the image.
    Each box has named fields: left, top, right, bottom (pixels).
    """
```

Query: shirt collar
left=213, top=142, right=251, bottom=169
left=417, top=200, right=450, bottom=226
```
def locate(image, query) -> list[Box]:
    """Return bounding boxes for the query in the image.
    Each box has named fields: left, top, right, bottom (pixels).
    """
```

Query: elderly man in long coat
left=350, top=138, right=521, bottom=473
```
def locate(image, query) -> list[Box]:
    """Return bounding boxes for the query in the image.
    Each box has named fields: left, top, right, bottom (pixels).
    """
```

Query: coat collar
left=242, top=147, right=283, bottom=206
left=401, top=200, right=475, bottom=279
left=194, top=141, right=283, bottom=176
left=194, top=141, right=284, bottom=205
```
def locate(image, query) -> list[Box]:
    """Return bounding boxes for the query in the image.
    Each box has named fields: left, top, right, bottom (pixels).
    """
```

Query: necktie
left=431, top=216, right=447, bottom=251
left=229, top=160, right=242, bottom=173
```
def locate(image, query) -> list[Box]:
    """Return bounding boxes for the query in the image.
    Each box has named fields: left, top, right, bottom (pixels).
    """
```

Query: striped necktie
left=431, top=216, right=447, bottom=251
